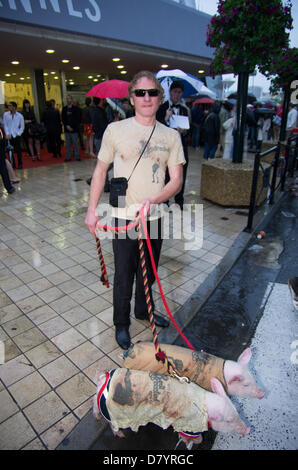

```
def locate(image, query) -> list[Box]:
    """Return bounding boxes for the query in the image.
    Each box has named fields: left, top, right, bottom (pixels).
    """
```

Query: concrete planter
left=200, top=159, right=271, bottom=207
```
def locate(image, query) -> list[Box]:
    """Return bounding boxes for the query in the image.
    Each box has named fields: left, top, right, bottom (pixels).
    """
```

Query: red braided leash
left=95, top=209, right=194, bottom=379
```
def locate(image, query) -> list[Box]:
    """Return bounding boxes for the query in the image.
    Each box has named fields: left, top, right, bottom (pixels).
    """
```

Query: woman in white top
left=222, top=110, right=235, bottom=159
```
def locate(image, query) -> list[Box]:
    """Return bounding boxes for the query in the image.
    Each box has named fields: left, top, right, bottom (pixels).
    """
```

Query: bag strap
left=127, top=123, right=156, bottom=182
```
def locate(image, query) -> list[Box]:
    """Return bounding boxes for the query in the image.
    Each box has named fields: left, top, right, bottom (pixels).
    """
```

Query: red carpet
left=10, top=146, right=94, bottom=170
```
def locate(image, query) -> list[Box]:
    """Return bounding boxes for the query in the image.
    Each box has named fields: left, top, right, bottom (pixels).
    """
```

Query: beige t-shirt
left=98, top=117, right=185, bottom=220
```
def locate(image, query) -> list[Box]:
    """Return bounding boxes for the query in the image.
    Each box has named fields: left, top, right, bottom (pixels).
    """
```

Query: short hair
left=128, top=70, right=164, bottom=102
left=170, top=80, right=184, bottom=92
left=9, top=101, right=17, bottom=108
left=85, top=97, right=92, bottom=106
left=93, top=97, right=100, bottom=106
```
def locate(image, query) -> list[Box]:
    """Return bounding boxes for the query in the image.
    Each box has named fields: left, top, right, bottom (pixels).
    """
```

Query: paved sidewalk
left=0, top=148, right=265, bottom=450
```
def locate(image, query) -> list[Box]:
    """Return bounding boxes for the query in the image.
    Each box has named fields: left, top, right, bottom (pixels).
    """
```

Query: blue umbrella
left=156, top=69, right=215, bottom=99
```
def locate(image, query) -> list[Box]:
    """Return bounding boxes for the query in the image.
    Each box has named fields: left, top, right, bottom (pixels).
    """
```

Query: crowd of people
left=0, top=95, right=133, bottom=195
left=187, top=98, right=298, bottom=162
left=1, top=88, right=297, bottom=197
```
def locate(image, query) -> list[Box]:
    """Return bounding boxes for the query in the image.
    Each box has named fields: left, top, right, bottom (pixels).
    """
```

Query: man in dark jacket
left=62, top=95, right=81, bottom=161
left=90, top=98, right=108, bottom=153
left=202, top=102, right=220, bottom=160
left=43, top=100, right=62, bottom=158
left=156, top=80, right=189, bottom=209
left=0, top=125, right=15, bottom=194
left=87, top=98, right=109, bottom=189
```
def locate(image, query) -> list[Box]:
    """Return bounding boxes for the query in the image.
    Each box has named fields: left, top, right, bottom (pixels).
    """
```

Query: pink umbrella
left=193, top=97, right=215, bottom=105
left=86, top=79, right=130, bottom=98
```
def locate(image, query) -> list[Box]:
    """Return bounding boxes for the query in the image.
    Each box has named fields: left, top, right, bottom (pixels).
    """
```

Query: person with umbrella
left=85, top=71, right=185, bottom=350
left=191, top=102, right=204, bottom=150
left=156, top=80, right=190, bottom=210
left=202, top=102, right=220, bottom=161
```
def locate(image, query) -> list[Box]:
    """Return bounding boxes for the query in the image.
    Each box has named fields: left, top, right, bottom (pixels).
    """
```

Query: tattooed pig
left=93, top=368, right=250, bottom=449
left=122, top=343, right=265, bottom=399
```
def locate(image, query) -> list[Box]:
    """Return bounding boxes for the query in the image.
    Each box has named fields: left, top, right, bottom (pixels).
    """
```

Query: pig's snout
left=240, top=426, right=250, bottom=436
left=257, top=390, right=266, bottom=399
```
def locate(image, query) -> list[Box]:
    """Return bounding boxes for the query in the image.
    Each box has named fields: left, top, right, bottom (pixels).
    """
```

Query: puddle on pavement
left=247, top=237, right=284, bottom=269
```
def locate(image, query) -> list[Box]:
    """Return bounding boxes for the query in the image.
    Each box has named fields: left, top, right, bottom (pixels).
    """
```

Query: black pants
left=112, top=217, right=163, bottom=327
left=165, top=145, right=189, bottom=208
left=10, top=136, right=23, bottom=167
left=47, top=132, right=61, bottom=157
left=0, top=140, right=13, bottom=192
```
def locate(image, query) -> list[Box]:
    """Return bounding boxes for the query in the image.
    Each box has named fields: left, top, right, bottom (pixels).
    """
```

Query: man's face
left=8, top=103, right=16, bottom=113
left=130, top=77, right=161, bottom=121
left=170, top=87, right=183, bottom=105
left=67, top=95, right=72, bottom=105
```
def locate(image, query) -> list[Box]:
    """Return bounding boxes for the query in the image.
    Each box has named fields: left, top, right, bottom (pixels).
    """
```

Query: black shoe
left=135, top=313, right=169, bottom=328
left=288, top=277, right=298, bottom=311
left=7, top=187, right=15, bottom=194
left=115, top=326, right=131, bottom=349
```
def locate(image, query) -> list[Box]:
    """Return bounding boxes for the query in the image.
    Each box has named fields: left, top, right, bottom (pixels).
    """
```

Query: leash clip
left=171, top=370, right=190, bottom=384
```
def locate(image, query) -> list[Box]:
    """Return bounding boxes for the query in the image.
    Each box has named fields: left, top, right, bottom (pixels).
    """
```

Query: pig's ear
left=237, top=347, right=252, bottom=365
left=210, top=377, right=227, bottom=397
left=228, top=374, right=244, bottom=385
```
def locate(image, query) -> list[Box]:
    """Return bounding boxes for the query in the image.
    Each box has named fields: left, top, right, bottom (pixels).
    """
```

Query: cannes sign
left=0, top=0, right=101, bottom=22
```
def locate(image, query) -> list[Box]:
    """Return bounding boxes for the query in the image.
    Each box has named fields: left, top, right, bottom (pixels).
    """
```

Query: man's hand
left=138, top=197, right=154, bottom=217
left=165, top=108, right=174, bottom=122
left=66, top=125, right=73, bottom=132
left=85, top=209, right=100, bottom=238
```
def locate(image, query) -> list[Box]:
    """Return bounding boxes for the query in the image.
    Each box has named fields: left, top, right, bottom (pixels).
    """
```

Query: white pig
left=93, top=368, right=250, bottom=449
left=122, top=342, right=266, bottom=399
left=224, top=348, right=265, bottom=399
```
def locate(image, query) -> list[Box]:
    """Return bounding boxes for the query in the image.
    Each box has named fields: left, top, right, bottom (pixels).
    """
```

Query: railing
left=244, top=133, right=298, bottom=232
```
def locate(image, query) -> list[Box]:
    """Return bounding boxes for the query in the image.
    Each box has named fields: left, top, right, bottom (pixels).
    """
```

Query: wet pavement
left=61, top=176, right=298, bottom=451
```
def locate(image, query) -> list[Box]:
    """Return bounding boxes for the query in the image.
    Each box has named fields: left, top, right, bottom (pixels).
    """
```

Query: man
left=91, top=97, right=108, bottom=154
left=191, top=103, right=203, bottom=150
left=156, top=80, right=189, bottom=209
left=85, top=70, right=185, bottom=349
left=3, top=101, right=24, bottom=169
left=62, top=95, right=81, bottom=161
left=0, top=121, right=15, bottom=194
left=87, top=97, right=109, bottom=189
left=202, top=102, right=220, bottom=160
left=43, top=99, right=62, bottom=158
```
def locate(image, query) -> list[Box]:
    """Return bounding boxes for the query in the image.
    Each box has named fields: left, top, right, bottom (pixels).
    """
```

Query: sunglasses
left=132, top=88, right=160, bottom=97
